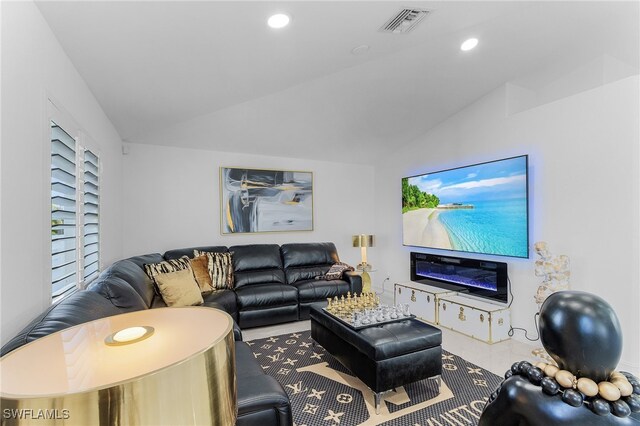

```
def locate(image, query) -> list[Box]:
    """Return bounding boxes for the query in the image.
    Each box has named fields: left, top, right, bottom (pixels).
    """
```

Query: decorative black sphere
left=504, top=369, right=513, bottom=379
left=591, top=398, right=611, bottom=416
left=539, top=291, right=622, bottom=382
left=527, top=367, right=544, bottom=385
left=610, top=400, right=631, bottom=418
left=562, top=389, right=584, bottom=407
left=540, top=377, right=560, bottom=395
left=623, top=394, right=640, bottom=413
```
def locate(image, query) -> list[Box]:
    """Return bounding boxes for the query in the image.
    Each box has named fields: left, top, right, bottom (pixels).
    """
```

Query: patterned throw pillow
left=144, top=257, right=192, bottom=293
left=154, top=267, right=204, bottom=307
left=194, top=250, right=234, bottom=290
left=317, top=262, right=354, bottom=281
left=144, top=257, right=191, bottom=279
left=189, top=255, right=215, bottom=293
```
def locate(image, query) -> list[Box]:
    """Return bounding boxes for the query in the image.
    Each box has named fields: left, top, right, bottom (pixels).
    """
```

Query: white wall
left=374, top=74, right=640, bottom=374
left=121, top=143, right=375, bottom=268
left=0, top=2, right=123, bottom=345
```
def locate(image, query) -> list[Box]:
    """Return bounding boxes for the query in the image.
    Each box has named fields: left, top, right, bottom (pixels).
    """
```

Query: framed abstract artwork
left=220, top=167, right=314, bottom=234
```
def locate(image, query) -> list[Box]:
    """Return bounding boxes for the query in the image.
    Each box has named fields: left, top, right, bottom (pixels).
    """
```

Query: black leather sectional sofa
left=1, top=242, right=361, bottom=426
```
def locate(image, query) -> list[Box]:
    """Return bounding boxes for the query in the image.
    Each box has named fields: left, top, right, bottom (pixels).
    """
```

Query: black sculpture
left=479, top=291, right=640, bottom=425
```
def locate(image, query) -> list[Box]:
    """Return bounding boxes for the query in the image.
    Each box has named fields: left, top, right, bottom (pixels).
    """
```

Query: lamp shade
left=352, top=234, right=375, bottom=248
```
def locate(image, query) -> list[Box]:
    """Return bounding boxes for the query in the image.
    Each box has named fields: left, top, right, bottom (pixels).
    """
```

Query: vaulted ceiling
left=37, top=1, right=639, bottom=164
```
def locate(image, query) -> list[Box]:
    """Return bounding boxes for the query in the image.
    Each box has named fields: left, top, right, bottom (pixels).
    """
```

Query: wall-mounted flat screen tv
left=402, top=155, right=529, bottom=258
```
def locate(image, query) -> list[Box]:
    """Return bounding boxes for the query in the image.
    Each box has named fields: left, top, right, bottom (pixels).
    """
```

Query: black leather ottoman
left=309, top=304, right=442, bottom=414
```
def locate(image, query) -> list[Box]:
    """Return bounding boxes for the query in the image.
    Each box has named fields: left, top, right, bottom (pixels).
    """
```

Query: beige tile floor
left=242, top=318, right=538, bottom=376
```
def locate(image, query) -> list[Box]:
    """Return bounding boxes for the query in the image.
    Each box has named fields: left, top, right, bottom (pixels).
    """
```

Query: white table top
left=0, top=307, right=232, bottom=398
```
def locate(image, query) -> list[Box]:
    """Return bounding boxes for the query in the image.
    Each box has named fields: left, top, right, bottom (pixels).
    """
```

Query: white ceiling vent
left=379, top=8, right=429, bottom=34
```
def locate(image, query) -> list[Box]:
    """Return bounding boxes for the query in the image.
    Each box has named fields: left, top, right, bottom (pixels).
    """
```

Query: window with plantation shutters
left=83, top=150, right=99, bottom=282
left=51, top=121, right=78, bottom=296
left=50, top=117, right=101, bottom=300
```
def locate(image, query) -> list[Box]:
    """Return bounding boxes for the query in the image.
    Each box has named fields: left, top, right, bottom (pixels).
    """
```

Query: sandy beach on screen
left=402, top=208, right=453, bottom=249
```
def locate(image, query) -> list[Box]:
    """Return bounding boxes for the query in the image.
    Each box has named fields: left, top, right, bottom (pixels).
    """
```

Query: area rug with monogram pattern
left=246, top=330, right=502, bottom=426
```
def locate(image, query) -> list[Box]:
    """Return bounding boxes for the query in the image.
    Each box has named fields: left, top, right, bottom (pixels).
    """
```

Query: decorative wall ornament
left=480, top=292, right=640, bottom=424
left=220, top=167, right=313, bottom=234
left=533, top=241, right=570, bottom=310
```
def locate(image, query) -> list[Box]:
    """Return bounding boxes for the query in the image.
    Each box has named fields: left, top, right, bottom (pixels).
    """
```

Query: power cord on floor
left=507, top=276, right=514, bottom=308
left=506, top=275, right=541, bottom=341
left=509, top=312, right=540, bottom=341
left=378, top=277, right=390, bottom=294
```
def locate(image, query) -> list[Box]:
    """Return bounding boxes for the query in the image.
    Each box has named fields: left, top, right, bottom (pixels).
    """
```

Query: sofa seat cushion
left=203, top=290, right=238, bottom=316
left=295, top=279, right=350, bottom=302
left=235, top=342, right=292, bottom=425
left=236, top=341, right=267, bottom=379
left=236, top=284, right=297, bottom=310
left=150, top=289, right=238, bottom=314
left=234, top=269, right=286, bottom=289
left=0, top=291, right=123, bottom=357
left=285, top=265, right=331, bottom=285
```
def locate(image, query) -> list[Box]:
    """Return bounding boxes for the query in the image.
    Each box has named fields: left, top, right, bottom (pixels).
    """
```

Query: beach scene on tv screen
left=402, top=156, right=528, bottom=258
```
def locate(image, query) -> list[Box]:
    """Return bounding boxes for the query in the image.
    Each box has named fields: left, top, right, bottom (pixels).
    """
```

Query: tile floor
left=242, top=318, right=538, bottom=376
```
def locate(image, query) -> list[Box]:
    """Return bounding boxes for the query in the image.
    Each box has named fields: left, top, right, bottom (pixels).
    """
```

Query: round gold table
left=0, top=307, right=236, bottom=425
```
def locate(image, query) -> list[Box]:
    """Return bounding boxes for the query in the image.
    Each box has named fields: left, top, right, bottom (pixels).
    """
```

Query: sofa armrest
left=205, top=302, right=243, bottom=341
left=343, top=271, right=362, bottom=294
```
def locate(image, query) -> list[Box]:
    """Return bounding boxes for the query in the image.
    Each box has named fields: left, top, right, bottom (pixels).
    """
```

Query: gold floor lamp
left=352, top=234, right=375, bottom=293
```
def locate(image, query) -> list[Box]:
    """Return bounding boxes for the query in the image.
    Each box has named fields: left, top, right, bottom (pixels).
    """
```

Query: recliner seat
left=281, top=242, right=362, bottom=319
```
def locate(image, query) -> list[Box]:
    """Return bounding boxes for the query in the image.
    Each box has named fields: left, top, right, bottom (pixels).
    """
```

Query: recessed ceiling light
left=351, top=45, right=370, bottom=56
left=268, top=14, right=290, bottom=29
left=460, top=38, right=479, bottom=51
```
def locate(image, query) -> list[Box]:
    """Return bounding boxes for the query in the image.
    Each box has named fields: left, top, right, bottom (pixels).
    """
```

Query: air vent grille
left=380, top=8, right=429, bottom=34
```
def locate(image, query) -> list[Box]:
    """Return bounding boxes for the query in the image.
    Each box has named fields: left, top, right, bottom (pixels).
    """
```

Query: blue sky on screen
left=408, top=156, right=527, bottom=203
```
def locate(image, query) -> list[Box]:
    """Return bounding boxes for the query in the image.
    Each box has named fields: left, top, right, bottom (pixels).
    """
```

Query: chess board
left=322, top=308, right=416, bottom=330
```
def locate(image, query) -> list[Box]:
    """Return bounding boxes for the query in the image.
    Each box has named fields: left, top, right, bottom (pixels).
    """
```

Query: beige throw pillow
left=194, top=250, right=234, bottom=290
left=144, top=256, right=192, bottom=295
left=154, top=267, right=204, bottom=307
left=189, top=255, right=215, bottom=293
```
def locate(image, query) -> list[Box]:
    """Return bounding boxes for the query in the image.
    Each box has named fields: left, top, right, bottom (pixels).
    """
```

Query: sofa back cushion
left=0, top=291, right=122, bottom=356
left=87, top=276, right=148, bottom=312
left=281, top=243, right=340, bottom=268
left=230, top=244, right=285, bottom=288
left=281, top=243, right=340, bottom=285
left=101, top=259, right=156, bottom=308
left=163, top=246, right=228, bottom=260
left=125, top=253, right=164, bottom=268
